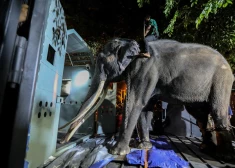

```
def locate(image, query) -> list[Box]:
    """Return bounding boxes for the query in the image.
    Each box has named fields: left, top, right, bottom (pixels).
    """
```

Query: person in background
left=228, top=106, right=233, bottom=119
left=140, top=14, right=159, bottom=58
left=17, top=3, right=29, bottom=39
left=19, top=4, right=29, bottom=23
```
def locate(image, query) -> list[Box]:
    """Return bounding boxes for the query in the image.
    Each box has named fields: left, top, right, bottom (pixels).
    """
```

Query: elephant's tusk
left=61, top=87, right=108, bottom=143
left=58, top=90, right=104, bottom=130
left=58, top=80, right=106, bottom=130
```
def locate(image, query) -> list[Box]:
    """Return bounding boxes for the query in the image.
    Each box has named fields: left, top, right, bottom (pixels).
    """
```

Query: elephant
left=59, top=38, right=235, bottom=160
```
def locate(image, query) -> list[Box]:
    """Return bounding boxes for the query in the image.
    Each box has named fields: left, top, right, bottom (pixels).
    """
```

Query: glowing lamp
left=74, top=70, right=90, bottom=86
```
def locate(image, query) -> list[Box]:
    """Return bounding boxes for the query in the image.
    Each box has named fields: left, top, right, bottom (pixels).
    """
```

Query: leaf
left=163, top=10, right=179, bottom=36
left=223, top=3, right=228, bottom=7
left=227, top=0, right=233, bottom=4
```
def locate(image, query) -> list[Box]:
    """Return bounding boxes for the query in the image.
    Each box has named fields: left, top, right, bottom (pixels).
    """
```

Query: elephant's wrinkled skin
left=61, top=38, right=235, bottom=160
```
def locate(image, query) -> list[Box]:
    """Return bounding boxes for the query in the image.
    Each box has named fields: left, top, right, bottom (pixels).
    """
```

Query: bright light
left=74, top=70, right=90, bottom=86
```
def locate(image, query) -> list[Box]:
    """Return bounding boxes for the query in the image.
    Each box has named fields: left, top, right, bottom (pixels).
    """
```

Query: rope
left=144, top=149, right=148, bottom=168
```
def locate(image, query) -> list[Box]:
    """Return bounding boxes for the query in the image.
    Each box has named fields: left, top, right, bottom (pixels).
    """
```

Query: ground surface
left=55, top=133, right=235, bottom=168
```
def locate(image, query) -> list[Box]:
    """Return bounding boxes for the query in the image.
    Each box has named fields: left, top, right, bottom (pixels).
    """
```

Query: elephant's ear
left=117, top=40, right=140, bottom=73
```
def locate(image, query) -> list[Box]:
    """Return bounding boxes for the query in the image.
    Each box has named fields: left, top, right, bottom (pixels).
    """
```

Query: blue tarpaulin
left=126, top=137, right=189, bottom=168
left=126, top=149, right=146, bottom=165
left=148, top=148, right=189, bottom=168
left=150, top=137, right=172, bottom=150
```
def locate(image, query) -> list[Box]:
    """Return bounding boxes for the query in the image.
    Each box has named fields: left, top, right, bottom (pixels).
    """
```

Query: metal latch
left=56, top=96, right=64, bottom=103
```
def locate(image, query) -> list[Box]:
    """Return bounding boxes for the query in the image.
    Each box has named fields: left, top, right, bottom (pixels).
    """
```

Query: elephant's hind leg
left=185, top=104, right=216, bottom=153
left=210, top=70, right=235, bottom=161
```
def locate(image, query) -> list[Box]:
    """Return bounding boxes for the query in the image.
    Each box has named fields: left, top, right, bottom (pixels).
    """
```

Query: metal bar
left=181, top=117, right=197, bottom=126
left=68, top=52, right=90, bottom=57
left=185, top=137, right=225, bottom=164
left=173, top=135, right=213, bottom=168
left=66, top=52, right=73, bottom=66
left=190, top=117, right=193, bottom=137
left=165, top=135, right=194, bottom=168
left=65, top=60, right=91, bottom=63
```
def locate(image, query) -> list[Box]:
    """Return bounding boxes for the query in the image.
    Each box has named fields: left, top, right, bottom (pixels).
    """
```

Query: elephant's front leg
left=110, top=104, right=142, bottom=155
left=137, top=111, right=153, bottom=149
left=110, top=74, right=157, bottom=155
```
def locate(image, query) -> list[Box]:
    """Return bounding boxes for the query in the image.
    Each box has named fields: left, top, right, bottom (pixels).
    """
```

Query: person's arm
left=144, top=25, right=151, bottom=37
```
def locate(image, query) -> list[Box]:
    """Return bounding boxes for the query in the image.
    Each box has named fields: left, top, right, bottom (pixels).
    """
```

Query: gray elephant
left=59, top=38, right=235, bottom=160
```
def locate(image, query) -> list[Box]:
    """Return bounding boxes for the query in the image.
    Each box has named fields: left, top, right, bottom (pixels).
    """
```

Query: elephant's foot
left=199, top=141, right=216, bottom=154
left=138, top=141, right=152, bottom=149
left=109, top=141, right=130, bottom=155
left=197, top=130, right=215, bottom=153
left=214, top=130, right=235, bottom=161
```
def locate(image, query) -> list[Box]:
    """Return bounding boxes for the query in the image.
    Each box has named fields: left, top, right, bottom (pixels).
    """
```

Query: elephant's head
left=59, top=38, right=140, bottom=142
left=97, top=38, right=140, bottom=81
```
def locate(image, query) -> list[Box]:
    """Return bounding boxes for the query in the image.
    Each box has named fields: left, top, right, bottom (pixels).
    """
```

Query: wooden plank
left=163, top=135, right=191, bottom=161
left=113, top=155, right=126, bottom=162
left=167, top=135, right=209, bottom=168
left=181, top=136, right=226, bottom=167
left=189, top=137, right=235, bottom=167
left=105, top=162, right=122, bottom=168
left=186, top=137, right=225, bottom=164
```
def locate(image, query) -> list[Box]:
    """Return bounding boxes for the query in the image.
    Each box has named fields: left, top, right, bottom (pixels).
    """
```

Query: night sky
left=61, top=0, right=166, bottom=41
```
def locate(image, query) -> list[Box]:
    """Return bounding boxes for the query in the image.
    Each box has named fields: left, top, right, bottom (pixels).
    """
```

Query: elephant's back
left=151, top=40, right=231, bottom=75
left=151, top=40, right=233, bottom=102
